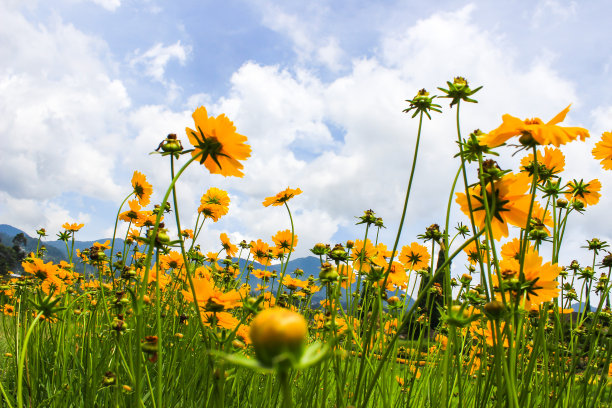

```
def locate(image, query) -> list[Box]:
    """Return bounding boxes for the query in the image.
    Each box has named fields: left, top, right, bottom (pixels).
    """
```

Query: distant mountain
left=0, top=224, right=415, bottom=309
left=571, top=302, right=600, bottom=313
left=0, top=224, right=123, bottom=275
left=0, top=224, right=24, bottom=237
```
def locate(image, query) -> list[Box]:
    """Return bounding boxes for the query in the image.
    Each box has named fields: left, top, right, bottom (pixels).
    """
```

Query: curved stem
left=17, top=312, right=43, bottom=408
left=275, top=202, right=295, bottom=300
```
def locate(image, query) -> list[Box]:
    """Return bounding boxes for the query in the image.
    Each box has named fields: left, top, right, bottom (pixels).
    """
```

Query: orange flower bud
left=250, top=308, right=308, bottom=367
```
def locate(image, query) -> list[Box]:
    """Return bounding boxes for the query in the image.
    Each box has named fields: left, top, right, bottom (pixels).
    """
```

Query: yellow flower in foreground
left=262, top=187, right=302, bottom=207
left=592, top=131, right=612, bottom=170
left=250, top=308, right=308, bottom=367
left=481, top=105, right=589, bottom=147
left=62, top=222, right=84, bottom=232
left=185, top=106, right=251, bottom=177
left=456, top=172, right=532, bottom=240
left=131, top=171, right=153, bottom=207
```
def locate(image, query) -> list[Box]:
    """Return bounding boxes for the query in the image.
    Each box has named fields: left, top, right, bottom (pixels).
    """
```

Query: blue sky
left=1, top=0, right=611, bottom=275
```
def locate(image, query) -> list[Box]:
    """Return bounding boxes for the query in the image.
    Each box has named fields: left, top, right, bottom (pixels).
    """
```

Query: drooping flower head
left=262, top=187, right=302, bottom=207
left=481, top=105, right=589, bottom=148
left=131, top=171, right=153, bottom=207
left=185, top=106, right=251, bottom=177
left=592, top=131, right=612, bottom=170
left=456, top=172, right=532, bottom=240
left=220, top=233, right=238, bottom=258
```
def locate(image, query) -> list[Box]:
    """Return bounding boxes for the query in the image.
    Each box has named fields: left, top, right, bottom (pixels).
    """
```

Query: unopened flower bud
left=250, top=308, right=308, bottom=367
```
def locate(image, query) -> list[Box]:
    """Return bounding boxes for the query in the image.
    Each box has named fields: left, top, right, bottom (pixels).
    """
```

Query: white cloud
left=0, top=4, right=129, bottom=205
left=91, top=0, right=121, bottom=11
left=129, top=41, right=191, bottom=83
left=531, top=0, right=577, bottom=28
left=257, top=1, right=346, bottom=71
left=1, top=0, right=611, bottom=273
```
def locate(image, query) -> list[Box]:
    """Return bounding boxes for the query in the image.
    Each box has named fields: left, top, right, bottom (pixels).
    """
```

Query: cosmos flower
left=520, top=147, right=565, bottom=183
left=119, top=199, right=142, bottom=223
left=62, top=222, right=84, bottom=232
left=456, top=172, right=532, bottom=240
left=185, top=106, right=251, bottom=177
left=480, top=105, right=589, bottom=147
left=399, top=242, right=430, bottom=271
left=592, top=131, right=612, bottom=170
left=262, top=187, right=302, bottom=207
left=220, top=233, right=238, bottom=258
left=131, top=171, right=153, bottom=207
left=272, top=230, right=298, bottom=253
left=565, top=179, right=601, bottom=207
left=494, top=249, right=561, bottom=309
left=250, top=239, right=272, bottom=266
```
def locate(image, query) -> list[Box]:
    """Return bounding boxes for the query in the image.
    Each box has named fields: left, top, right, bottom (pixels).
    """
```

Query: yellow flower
left=250, top=239, right=272, bottom=266
left=456, top=172, right=532, bottom=240
left=182, top=277, right=242, bottom=311
left=464, top=240, right=488, bottom=265
left=198, top=187, right=230, bottom=222
left=220, top=233, right=238, bottom=257
left=202, top=311, right=240, bottom=330
left=272, top=230, right=298, bottom=253
left=159, top=250, right=184, bottom=271
left=481, top=105, right=589, bottom=147
left=131, top=171, right=153, bottom=207
left=494, top=249, right=561, bottom=309
left=399, top=242, right=430, bottom=271
left=500, top=238, right=535, bottom=261
left=119, top=199, right=142, bottom=222
left=249, top=308, right=308, bottom=367
left=252, top=269, right=273, bottom=280
left=281, top=276, right=309, bottom=291
left=520, top=147, right=565, bottom=182
left=565, top=179, right=601, bottom=207
left=185, top=106, right=251, bottom=177
left=262, top=187, right=302, bottom=207
left=62, top=222, right=84, bottom=232
left=592, top=131, right=612, bottom=170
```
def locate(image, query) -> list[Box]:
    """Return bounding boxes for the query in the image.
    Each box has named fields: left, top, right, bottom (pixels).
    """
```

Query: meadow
left=1, top=77, right=611, bottom=407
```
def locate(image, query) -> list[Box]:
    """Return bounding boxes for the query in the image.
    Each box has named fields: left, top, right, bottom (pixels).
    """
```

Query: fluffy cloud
left=1, top=1, right=611, bottom=273
left=0, top=4, right=129, bottom=203
left=129, top=41, right=191, bottom=84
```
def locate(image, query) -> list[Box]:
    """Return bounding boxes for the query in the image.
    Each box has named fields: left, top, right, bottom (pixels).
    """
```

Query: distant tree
left=0, top=239, right=18, bottom=275
left=12, top=233, right=27, bottom=260
left=0, top=234, right=26, bottom=275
